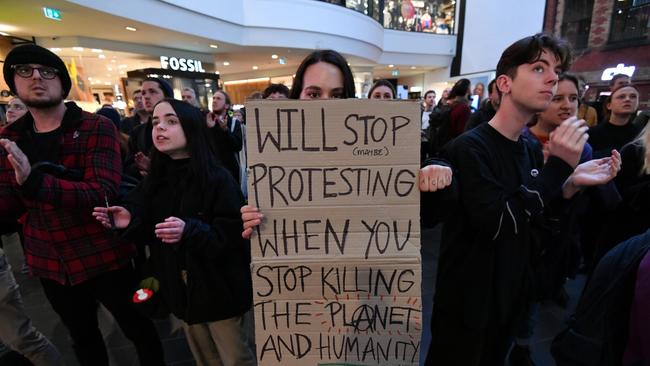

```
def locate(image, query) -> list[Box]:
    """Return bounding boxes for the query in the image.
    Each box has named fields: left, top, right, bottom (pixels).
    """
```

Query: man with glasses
left=0, top=44, right=164, bottom=366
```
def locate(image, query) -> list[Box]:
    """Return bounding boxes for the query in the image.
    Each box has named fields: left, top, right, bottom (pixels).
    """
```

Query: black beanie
left=143, top=77, right=173, bottom=98
left=3, top=44, right=72, bottom=97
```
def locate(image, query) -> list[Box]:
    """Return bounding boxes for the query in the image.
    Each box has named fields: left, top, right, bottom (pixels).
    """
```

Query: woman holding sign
left=93, top=99, right=255, bottom=366
left=241, top=49, right=452, bottom=238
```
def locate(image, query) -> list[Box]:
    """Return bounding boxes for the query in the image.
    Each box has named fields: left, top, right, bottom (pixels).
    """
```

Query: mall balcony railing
left=316, top=0, right=456, bottom=35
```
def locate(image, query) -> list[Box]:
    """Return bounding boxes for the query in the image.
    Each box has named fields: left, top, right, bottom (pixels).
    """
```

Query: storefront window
left=609, top=0, right=650, bottom=44
left=316, top=0, right=456, bottom=34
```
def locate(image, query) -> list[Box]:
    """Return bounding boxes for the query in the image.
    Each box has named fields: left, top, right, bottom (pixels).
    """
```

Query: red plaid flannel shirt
left=0, top=102, right=135, bottom=285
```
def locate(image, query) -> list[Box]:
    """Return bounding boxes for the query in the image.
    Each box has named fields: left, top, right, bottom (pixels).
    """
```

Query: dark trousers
left=40, top=266, right=165, bottom=366
left=425, top=306, right=512, bottom=366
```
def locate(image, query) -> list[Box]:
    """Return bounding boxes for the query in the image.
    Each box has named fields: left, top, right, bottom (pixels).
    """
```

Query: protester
left=241, top=49, right=452, bottom=237
left=181, top=87, right=200, bottom=107
left=4, top=97, right=27, bottom=127
left=93, top=98, right=255, bottom=366
left=514, top=73, right=620, bottom=365
left=120, top=89, right=147, bottom=134
left=367, top=79, right=396, bottom=99
left=0, top=247, right=62, bottom=366
left=206, top=90, right=242, bottom=184
left=447, top=78, right=472, bottom=137
left=589, top=85, right=641, bottom=158
left=0, top=44, right=164, bottom=366
left=465, top=79, right=499, bottom=131
left=262, top=84, right=289, bottom=99
left=125, top=77, right=173, bottom=179
left=424, top=33, right=619, bottom=366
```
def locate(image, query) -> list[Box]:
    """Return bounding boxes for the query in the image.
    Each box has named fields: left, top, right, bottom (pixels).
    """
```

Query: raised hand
left=134, top=152, right=151, bottom=173
left=562, top=150, right=621, bottom=198
left=548, top=117, right=589, bottom=168
left=419, top=164, right=452, bottom=192
left=241, top=205, right=264, bottom=239
left=92, top=206, right=132, bottom=229
left=571, top=150, right=621, bottom=186
left=155, top=216, right=185, bottom=244
left=0, top=138, right=31, bottom=185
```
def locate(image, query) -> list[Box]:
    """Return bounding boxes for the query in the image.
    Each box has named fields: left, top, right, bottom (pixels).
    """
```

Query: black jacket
left=464, top=100, right=496, bottom=132
left=210, top=116, right=243, bottom=184
left=124, top=119, right=153, bottom=179
left=125, top=159, right=252, bottom=324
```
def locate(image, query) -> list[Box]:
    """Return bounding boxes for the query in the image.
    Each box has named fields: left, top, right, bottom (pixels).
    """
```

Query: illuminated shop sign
left=601, top=63, right=636, bottom=81
left=160, top=56, right=206, bottom=72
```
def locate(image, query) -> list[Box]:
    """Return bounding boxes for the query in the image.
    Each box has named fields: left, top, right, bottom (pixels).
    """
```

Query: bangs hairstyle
left=289, top=49, right=356, bottom=99
left=496, top=33, right=572, bottom=79
left=146, top=99, right=221, bottom=192
left=367, top=79, right=396, bottom=99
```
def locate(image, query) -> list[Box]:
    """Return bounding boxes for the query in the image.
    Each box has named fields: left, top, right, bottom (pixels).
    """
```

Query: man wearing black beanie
left=124, top=77, right=172, bottom=179
left=0, top=44, right=165, bottom=366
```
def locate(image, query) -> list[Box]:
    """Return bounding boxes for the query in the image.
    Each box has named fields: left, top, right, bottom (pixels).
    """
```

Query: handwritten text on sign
left=247, top=100, right=421, bottom=366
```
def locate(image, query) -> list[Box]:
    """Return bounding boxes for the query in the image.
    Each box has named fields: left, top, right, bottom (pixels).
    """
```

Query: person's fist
left=419, top=165, right=452, bottom=192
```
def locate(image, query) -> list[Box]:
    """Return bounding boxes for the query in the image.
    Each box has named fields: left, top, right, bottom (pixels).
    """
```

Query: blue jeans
left=0, top=248, right=62, bottom=365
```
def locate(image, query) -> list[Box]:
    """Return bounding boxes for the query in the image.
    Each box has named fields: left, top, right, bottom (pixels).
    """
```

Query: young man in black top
left=424, top=33, right=620, bottom=365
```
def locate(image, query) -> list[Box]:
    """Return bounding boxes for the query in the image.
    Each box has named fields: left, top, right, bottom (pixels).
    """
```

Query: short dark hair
left=488, top=79, right=497, bottom=95
left=448, top=78, right=471, bottom=99
left=289, top=50, right=356, bottom=99
left=424, top=90, right=436, bottom=99
left=263, top=83, right=290, bottom=99
left=496, top=33, right=572, bottom=79
left=609, top=73, right=630, bottom=87
left=143, top=77, right=173, bottom=98
left=367, top=79, right=396, bottom=99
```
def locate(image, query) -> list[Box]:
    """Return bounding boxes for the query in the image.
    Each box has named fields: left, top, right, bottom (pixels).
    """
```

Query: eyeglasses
left=12, top=64, right=59, bottom=80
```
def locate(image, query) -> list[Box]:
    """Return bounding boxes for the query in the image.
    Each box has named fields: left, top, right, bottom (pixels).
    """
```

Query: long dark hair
left=289, top=50, right=356, bottom=99
left=146, top=98, right=221, bottom=192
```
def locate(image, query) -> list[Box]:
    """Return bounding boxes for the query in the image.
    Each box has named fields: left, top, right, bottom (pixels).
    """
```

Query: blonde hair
left=633, top=123, right=650, bottom=175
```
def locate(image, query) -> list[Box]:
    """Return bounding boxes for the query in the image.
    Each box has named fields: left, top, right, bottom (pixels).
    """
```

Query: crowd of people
left=0, top=31, right=648, bottom=366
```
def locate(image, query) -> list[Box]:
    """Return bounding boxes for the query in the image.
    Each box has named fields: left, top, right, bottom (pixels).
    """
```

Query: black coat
left=210, top=116, right=243, bottom=184
left=125, top=159, right=252, bottom=324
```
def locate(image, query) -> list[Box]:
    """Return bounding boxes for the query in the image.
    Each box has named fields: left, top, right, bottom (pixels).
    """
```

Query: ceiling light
left=410, top=66, right=416, bottom=69
left=88, top=77, right=93, bottom=80
left=91, top=48, right=103, bottom=53
left=72, top=47, right=84, bottom=52
left=98, top=54, right=106, bottom=59
left=209, top=44, right=219, bottom=49
left=215, top=71, right=220, bottom=75
left=223, top=61, right=230, bottom=66
left=252, top=66, right=258, bottom=70
left=125, top=26, right=137, bottom=31
left=118, top=64, right=127, bottom=69
left=388, top=64, right=394, bottom=68
left=111, top=59, right=116, bottom=63
left=104, top=82, right=111, bottom=85
left=49, top=48, right=62, bottom=52
left=108, top=67, right=113, bottom=71
left=271, top=54, right=278, bottom=59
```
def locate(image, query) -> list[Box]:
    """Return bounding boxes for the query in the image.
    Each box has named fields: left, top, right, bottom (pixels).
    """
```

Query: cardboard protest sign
left=246, top=99, right=421, bottom=366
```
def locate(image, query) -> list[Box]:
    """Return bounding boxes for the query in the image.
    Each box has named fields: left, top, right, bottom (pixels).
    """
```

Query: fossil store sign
left=159, top=56, right=205, bottom=72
